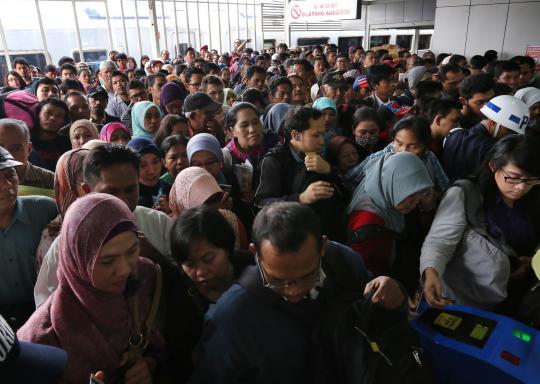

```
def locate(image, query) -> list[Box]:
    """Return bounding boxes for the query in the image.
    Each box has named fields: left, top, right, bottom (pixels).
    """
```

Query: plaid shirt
left=344, top=143, right=450, bottom=192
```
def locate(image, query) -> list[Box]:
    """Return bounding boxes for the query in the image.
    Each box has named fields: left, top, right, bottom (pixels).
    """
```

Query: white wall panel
left=386, top=2, right=404, bottom=23
left=432, top=6, right=469, bottom=54
left=437, top=0, right=470, bottom=7
left=502, top=1, right=540, bottom=58
left=464, top=4, right=507, bottom=57
left=404, top=0, right=423, bottom=22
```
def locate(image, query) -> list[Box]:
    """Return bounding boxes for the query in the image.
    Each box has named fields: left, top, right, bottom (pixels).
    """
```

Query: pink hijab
left=100, top=122, right=131, bottom=143
left=18, top=193, right=163, bottom=384
left=169, top=166, right=222, bottom=219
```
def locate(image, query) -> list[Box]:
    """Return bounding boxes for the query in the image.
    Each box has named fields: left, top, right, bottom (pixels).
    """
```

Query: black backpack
left=238, top=246, right=435, bottom=384
left=316, top=251, right=435, bottom=384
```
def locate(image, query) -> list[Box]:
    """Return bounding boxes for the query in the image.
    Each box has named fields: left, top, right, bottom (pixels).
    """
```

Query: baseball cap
left=0, top=146, right=22, bottom=170
left=0, top=315, right=68, bottom=384
left=87, top=86, right=109, bottom=99
left=184, top=92, right=222, bottom=113
left=200, top=45, right=209, bottom=52
left=353, top=75, right=369, bottom=91
left=322, top=71, right=347, bottom=88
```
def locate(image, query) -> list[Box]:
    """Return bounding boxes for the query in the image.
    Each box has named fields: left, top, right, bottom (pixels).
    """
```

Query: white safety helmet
left=480, top=95, right=530, bottom=136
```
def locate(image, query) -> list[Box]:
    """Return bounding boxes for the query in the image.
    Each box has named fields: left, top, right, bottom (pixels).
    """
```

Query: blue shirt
left=0, top=196, right=57, bottom=312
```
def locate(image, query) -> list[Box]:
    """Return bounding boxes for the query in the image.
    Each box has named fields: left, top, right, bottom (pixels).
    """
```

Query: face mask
left=355, top=135, right=378, bottom=148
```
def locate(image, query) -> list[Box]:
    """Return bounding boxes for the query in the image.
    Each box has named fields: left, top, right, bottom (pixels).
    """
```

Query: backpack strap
left=348, top=223, right=397, bottom=244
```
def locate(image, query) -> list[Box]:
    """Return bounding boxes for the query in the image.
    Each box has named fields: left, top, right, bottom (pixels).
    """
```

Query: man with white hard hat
left=442, top=95, right=530, bottom=180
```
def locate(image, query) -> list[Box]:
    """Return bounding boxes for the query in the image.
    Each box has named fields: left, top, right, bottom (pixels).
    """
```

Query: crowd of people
left=1, top=39, right=540, bottom=383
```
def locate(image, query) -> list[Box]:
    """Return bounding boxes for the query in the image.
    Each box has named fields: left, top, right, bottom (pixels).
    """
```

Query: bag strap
left=128, top=263, right=162, bottom=358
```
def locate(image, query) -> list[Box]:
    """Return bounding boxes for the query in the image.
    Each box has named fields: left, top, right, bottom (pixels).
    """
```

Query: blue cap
left=312, top=97, right=337, bottom=113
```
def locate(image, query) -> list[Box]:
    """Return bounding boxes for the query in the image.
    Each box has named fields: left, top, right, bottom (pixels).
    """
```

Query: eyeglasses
left=255, top=255, right=322, bottom=290
left=501, top=169, right=540, bottom=186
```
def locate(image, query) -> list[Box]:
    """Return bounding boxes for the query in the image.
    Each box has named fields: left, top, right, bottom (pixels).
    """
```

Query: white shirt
left=34, top=206, right=173, bottom=307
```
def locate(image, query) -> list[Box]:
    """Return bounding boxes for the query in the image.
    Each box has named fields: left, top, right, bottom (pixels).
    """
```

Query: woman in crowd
left=153, top=115, right=189, bottom=147
left=352, top=106, right=386, bottom=154
left=345, top=115, right=449, bottom=195
left=127, top=56, right=138, bottom=70
left=132, top=101, right=162, bottom=139
left=69, top=119, right=99, bottom=149
left=223, top=88, right=237, bottom=107
left=99, top=121, right=132, bottom=145
left=31, top=98, right=72, bottom=171
left=224, top=102, right=279, bottom=191
left=187, top=133, right=252, bottom=229
left=348, top=151, right=434, bottom=276
left=159, top=81, right=188, bottom=117
left=3, top=70, right=26, bottom=90
left=313, top=97, right=340, bottom=138
left=421, top=135, right=540, bottom=310
left=35, top=148, right=89, bottom=272
left=262, top=102, right=292, bottom=136
left=361, top=50, right=378, bottom=72
left=220, top=67, right=231, bottom=88
left=18, top=193, right=165, bottom=384
left=77, top=68, right=93, bottom=93
left=169, top=166, right=248, bottom=250
left=326, top=136, right=367, bottom=180
left=127, top=137, right=164, bottom=209
left=140, top=55, right=150, bottom=70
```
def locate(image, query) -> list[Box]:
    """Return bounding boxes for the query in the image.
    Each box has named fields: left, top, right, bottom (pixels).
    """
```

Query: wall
left=432, top=0, right=540, bottom=59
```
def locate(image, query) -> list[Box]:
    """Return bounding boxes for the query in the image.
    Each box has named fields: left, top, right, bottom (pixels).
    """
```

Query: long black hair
left=477, top=134, right=540, bottom=223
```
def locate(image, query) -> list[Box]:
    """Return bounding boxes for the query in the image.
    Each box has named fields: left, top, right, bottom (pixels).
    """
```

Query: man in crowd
left=32, top=77, right=60, bottom=102
left=88, top=86, right=120, bottom=129
left=185, top=68, right=205, bottom=94
left=184, top=92, right=222, bottom=137
left=146, top=73, right=167, bottom=106
left=234, top=66, right=267, bottom=96
left=439, top=64, right=466, bottom=98
left=13, top=57, right=33, bottom=86
left=443, top=95, right=530, bottom=180
left=98, top=60, right=117, bottom=97
left=0, top=146, right=57, bottom=328
left=0, top=119, right=54, bottom=190
left=458, top=74, right=495, bottom=129
left=64, top=92, right=90, bottom=123
left=269, top=76, right=293, bottom=104
left=190, top=202, right=405, bottom=382
left=59, top=63, right=77, bottom=81
left=120, top=80, right=149, bottom=133
left=493, top=60, right=521, bottom=94
left=105, top=71, right=130, bottom=118
left=201, top=75, right=225, bottom=104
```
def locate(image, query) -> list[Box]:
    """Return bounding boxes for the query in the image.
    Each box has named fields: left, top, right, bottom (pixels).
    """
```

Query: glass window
left=418, top=34, right=432, bottom=51
left=370, top=35, right=390, bottom=48
left=3, top=1, right=44, bottom=52
left=40, top=1, right=79, bottom=65
left=396, top=35, right=412, bottom=50
left=74, top=1, right=110, bottom=62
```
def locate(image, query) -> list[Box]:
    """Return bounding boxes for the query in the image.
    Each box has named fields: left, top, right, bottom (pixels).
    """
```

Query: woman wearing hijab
left=69, top=119, right=99, bottom=149
left=261, top=102, right=292, bottom=136
left=187, top=133, right=253, bottom=230
left=18, top=193, right=165, bottom=384
left=99, top=121, right=132, bottom=145
left=404, top=66, right=431, bottom=98
left=127, top=137, right=164, bottom=209
left=132, top=101, right=162, bottom=139
left=35, top=149, right=89, bottom=271
left=169, top=167, right=248, bottom=250
left=159, top=81, right=188, bottom=117
left=348, top=151, right=434, bottom=276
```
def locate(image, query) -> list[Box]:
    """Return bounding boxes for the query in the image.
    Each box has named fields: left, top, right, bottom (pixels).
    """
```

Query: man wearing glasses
left=190, top=202, right=405, bottom=383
